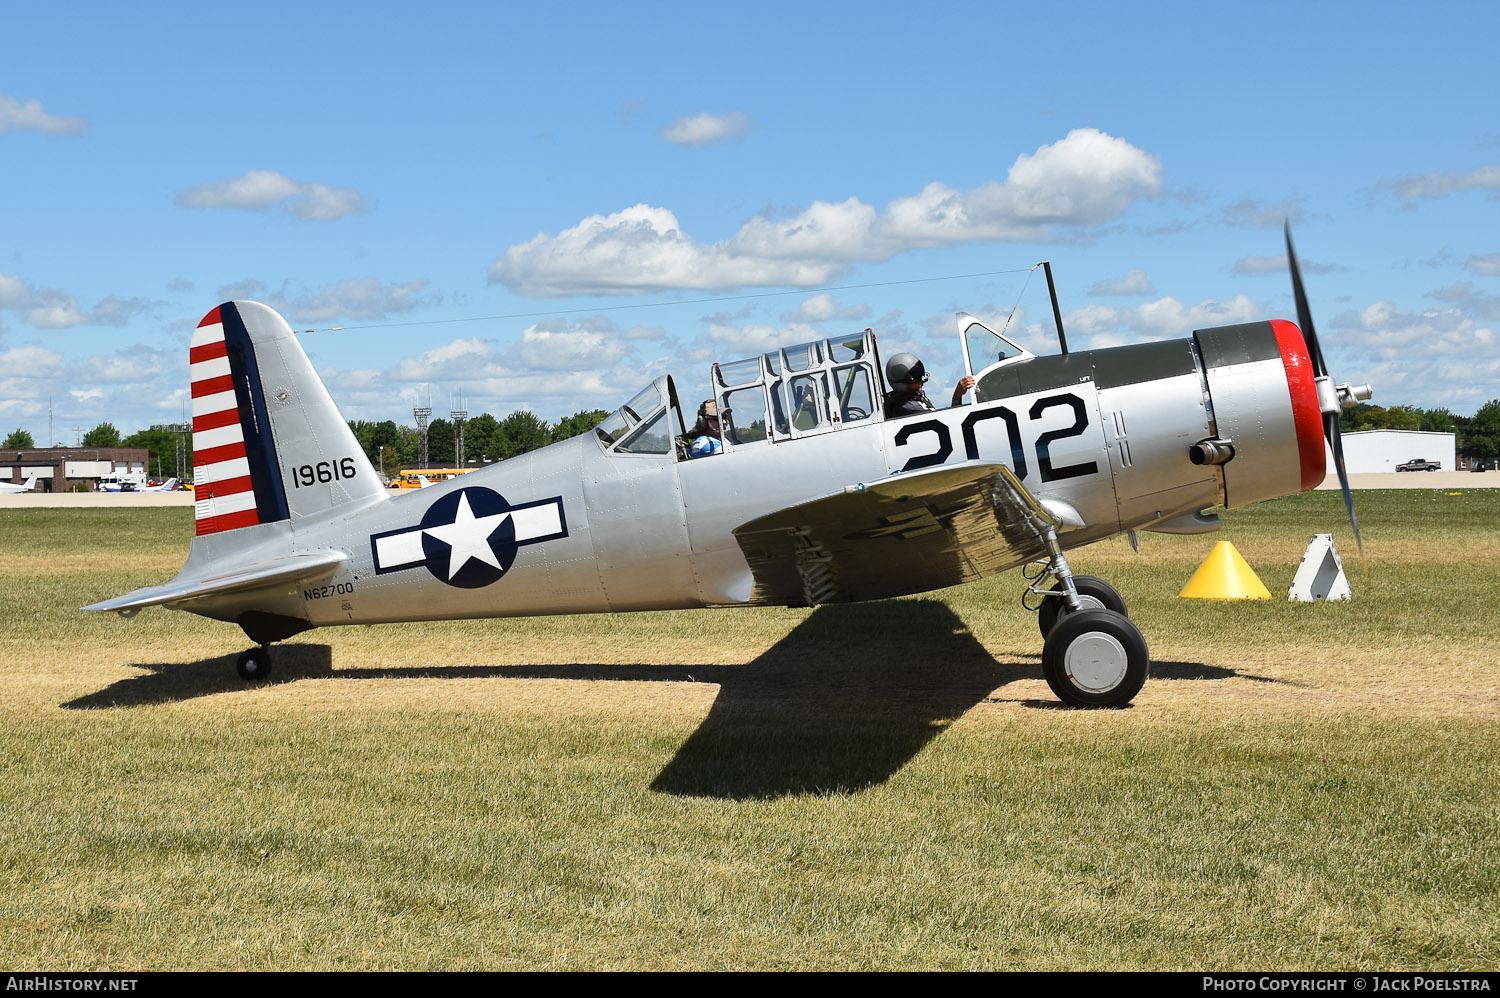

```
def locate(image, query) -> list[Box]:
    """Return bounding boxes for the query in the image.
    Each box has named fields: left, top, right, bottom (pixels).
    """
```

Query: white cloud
left=1, top=274, right=154, bottom=329
left=786, top=293, right=870, bottom=324
left=1381, top=164, right=1500, bottom=203
left=214, top=277, right=435, bottom=322
left=0, top=95, right=86, bottom=135
left=1328, top=301, right=1497, bottom=410
left=0, top=273, right=29, bottom=307
left=332, top=319, right=672, bottom=425
left=1468, top=253, right=1500, bottom=276
left=1221, top=198, right=1304, bottom=228
left=394, top=337, right=493, bottom=381
left=662, top=111, right=754, bottom=147
left=319, top=367, right=386, bottom=391
left=490, top=203, right=848, bottom=296
left=150, top=387, right=190, bottom=417
left=86, top=296, right=154, bottom=326
left=1233, top=255, right=1287, bottom=275
left=510, top=323, right=629, bottom=371
left=76, top=347, right=178, bottom=384
left=882, top=129, right=1160, bottom=244
left=621, top=324, right=668, bottom=341
left=1233, top=254, right=1338, bottom=277
left=179, top=170, right=302, bottom=210
left=0, top=345, right=65, bottom=376
left=1061, top=294, right=1263, bottom=348
left=795, top=293, right=838, bottom=321
left=1428, top=281, right=1500, bottom=321
left=704, top=320, right=822, bottom=357
left=291, top=278, right=433, bottom=321
left=8, top=282, right=153, bottom=338
left=2, top=276, right=79, bottom=327
left=70, top=388, right=104, bottom=403
left=288, top=185, right=368, bottom=221
left=27, top=301, right=88, bottom=328
left=1088, top=269, right=1156, bottom=295
left=176, top=170, right=369, bottom=221
left=731, top=197, right=882, bottom=260
left=490, top=129, right=1161, bottom=297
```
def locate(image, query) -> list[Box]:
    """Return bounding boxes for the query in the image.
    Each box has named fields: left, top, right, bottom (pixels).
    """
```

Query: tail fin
left=190, top=301, right=386, bottom=536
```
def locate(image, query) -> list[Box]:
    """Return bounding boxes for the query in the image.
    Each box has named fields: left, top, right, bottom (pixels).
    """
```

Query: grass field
left=1, top=490, right=1497, bottom=970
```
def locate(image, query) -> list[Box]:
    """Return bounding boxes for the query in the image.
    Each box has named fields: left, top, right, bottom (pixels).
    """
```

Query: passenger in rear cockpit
left=686, top=399, right=725, bottom=458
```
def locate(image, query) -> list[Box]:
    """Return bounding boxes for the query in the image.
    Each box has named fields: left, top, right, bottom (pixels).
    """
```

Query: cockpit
left=593, top=316, right=1033, bottom=459
left=958, top=312, right=1033, bottom=386
left=711, top=332, right=880, bottom=447
left=593, top=378, right=680, bottom=455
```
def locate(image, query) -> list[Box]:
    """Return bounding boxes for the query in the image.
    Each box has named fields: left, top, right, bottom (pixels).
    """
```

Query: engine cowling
left=1193, top=320, right=1325, bottom=508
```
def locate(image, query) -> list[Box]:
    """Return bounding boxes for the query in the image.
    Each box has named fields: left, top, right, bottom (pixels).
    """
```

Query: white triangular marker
left=1289, top=533, right=1351, bottom=602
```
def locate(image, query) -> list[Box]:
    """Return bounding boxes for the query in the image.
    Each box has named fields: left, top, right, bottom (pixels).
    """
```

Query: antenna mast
left=414, top=385, right=432, bottom=469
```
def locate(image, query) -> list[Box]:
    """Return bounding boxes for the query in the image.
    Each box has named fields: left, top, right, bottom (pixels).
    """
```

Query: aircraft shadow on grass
left=61, top=601, right=1273, bottom=799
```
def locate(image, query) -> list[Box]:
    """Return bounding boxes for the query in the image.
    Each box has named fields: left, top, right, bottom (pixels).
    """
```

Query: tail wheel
left=1037, top=575, right=1127, bottom=637
left=1042, top=609, right=1148, bottom=708
left=236, top=646, right=273, bottom=682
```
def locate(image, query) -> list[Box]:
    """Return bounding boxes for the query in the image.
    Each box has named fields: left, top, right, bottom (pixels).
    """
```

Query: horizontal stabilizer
left=82, top=550, right=347, bottom=615
left=733, top=462, right=1057, bottom=606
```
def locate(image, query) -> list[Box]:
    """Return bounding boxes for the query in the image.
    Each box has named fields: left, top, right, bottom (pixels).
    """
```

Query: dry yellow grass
left=1, top=492, right=1498, bottom=969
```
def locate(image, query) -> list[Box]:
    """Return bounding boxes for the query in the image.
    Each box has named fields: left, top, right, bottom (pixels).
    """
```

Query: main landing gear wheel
left=236, top=646, right=273, bottom=682
left=1036, top=575, right=1127, bottom=637
left=1041, top=609, right=1148, bottom=709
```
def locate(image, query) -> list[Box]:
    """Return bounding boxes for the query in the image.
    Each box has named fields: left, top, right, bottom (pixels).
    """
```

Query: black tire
left=236, top=646, right=272, bottom=682
left=1037, top=575, right=1127, bottom=637
left=1041, top=609, right=1148, bottom=708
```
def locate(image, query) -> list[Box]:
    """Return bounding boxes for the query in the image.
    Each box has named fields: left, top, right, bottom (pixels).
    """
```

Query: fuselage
left=183, top=317, right=1320, bottom=638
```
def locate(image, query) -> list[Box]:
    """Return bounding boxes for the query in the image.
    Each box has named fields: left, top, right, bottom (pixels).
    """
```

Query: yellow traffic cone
left=1178, top=541, right=1272, bottom=599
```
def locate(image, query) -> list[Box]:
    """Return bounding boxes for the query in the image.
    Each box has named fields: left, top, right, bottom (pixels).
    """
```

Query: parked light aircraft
left=86, top=231, right=1370, bottom=707
left=100, top=476, right=180, bottom=493
left=0, top=476, right=38, bottom=494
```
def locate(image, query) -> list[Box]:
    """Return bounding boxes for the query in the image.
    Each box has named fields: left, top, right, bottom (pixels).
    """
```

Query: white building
left=1329, top=429, right=1457, bottom=472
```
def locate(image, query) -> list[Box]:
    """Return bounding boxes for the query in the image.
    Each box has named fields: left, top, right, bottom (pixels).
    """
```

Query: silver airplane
left=85, top=232, right=1370, bottom=708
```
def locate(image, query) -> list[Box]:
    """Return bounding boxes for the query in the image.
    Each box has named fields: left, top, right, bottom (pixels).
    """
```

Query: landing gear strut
left=236, top=645, right=273, bottom=682
left=1026, top=524, right=1148, bottom=708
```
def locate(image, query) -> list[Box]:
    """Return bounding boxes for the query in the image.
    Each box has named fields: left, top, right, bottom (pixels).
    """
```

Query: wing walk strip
left=189, top=307, right=259, bottom=535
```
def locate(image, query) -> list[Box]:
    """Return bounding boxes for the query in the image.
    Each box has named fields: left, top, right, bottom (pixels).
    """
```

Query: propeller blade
left=1288, top=222, right=1364, bottom=553
left=1327, top=412, right=1364, bottom=554
left=1285, top=222, right=1328, bottom=378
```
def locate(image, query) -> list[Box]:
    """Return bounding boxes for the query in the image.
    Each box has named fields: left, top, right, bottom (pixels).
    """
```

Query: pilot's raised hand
left=952, top=375, right=977, bottom=405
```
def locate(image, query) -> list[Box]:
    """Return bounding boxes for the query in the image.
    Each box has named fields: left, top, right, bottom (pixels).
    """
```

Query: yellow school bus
left=391, top=468, right=476, bottom=489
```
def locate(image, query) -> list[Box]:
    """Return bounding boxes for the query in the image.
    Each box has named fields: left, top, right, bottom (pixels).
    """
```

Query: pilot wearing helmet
left=883, top=352, right=976, bottom=418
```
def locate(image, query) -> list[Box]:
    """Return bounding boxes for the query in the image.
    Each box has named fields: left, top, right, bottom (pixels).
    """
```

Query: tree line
left=345, top=409, right=608, bottom=478
left=2, top=408, right=609, bottom=482
left=8, top=399, right=1498, bottom=478
left=1339, top=401, right=1500, bottom=463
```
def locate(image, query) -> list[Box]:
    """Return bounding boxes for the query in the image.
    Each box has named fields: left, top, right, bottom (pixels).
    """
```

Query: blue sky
left=4, top=0, right=1499, bottom=444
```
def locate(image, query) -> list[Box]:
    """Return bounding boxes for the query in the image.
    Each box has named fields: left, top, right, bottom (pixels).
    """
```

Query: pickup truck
left=1395, top=458, right=1441, bottom=472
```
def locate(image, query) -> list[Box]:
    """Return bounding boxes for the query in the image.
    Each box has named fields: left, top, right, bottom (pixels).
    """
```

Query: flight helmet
left=885, top=352, right=927, bottom=388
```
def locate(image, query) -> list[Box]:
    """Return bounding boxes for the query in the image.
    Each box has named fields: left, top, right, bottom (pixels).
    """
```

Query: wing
left=82, top=550, right=347, bottom=615
left=732, top=462, right=1058, bottom=606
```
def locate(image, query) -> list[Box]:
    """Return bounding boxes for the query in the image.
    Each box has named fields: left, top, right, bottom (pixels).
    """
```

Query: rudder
left=190, top=301, right=386, bottom=535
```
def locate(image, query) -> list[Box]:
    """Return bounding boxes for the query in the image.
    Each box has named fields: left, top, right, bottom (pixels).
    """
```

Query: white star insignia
left=421, top=491, right=512, bottom=580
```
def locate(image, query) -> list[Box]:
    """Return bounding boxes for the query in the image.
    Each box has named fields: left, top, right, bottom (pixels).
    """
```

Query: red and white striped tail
left=190, top=307, right=259, bottom=535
